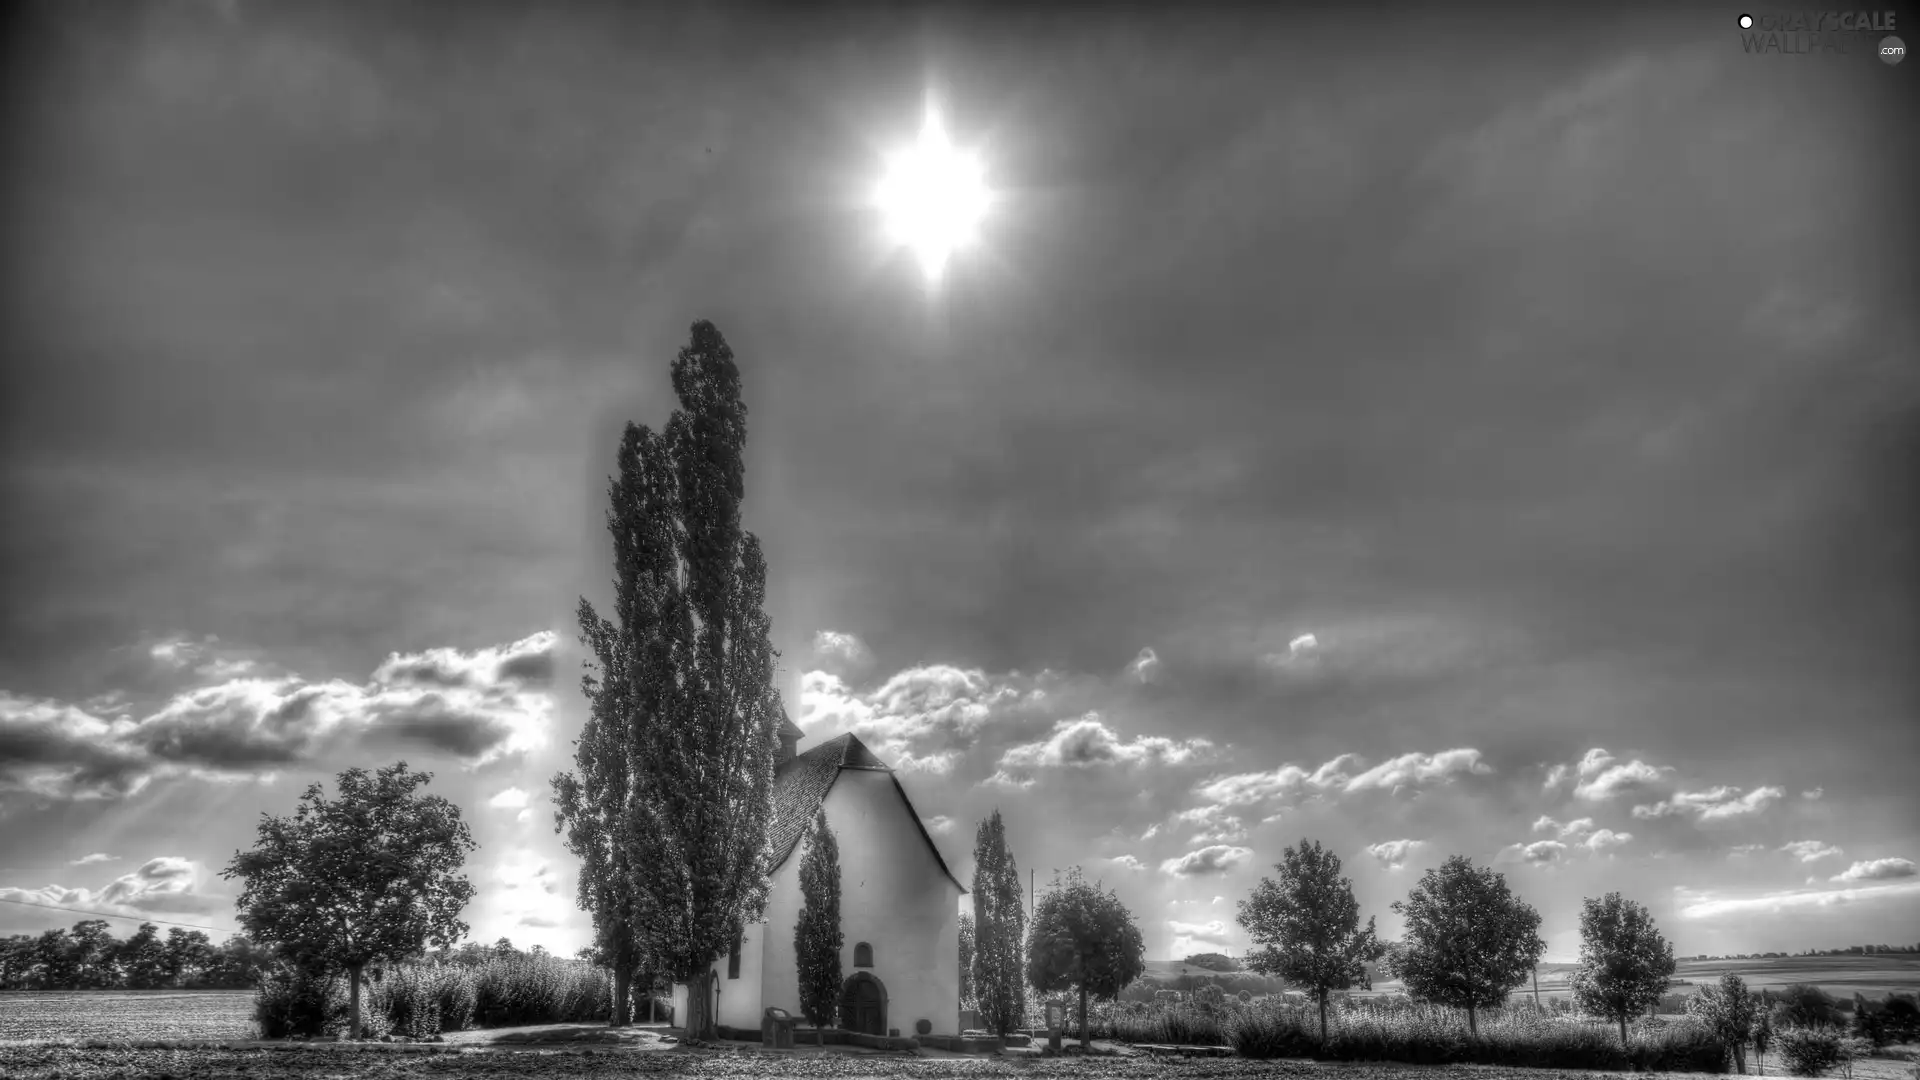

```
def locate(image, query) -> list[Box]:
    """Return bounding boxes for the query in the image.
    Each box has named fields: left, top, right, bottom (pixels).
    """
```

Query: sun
left=873, top=106, right=990, bottom=283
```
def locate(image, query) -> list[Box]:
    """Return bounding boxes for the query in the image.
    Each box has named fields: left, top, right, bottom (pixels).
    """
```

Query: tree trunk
left=348, top=963, right=364, bottom=1041
left=686, top=971, right=714, bottom=1041
left=1734, top=1042, right=1747, bottom=1074
left=612, top=967, right=632, bottom=1028
left=1467, top=1004, right=1478, bottom=1036
left=1318, top=990, right=1329, bottom=1042
left=1079, top=985, right=1091, bottom=1050
left=1618, top=1014, right=1629, bottom=1047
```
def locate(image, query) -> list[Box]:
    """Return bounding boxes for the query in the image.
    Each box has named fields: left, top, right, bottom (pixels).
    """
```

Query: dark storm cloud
left=366, top=696, right=518, bottom=760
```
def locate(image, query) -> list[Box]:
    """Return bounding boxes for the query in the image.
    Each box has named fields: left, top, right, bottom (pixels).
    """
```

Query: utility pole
left=1030, top=868, right=1034, bottom=923
left=1532, top=965, right=1541, bottom=1009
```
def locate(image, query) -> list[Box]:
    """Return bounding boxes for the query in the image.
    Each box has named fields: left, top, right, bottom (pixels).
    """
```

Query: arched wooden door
left=841, top=972, right=886, bottom=1036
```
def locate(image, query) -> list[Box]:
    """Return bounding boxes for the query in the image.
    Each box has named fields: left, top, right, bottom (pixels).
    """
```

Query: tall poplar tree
left=556, top=320, right=784, bottom=1042
left=793, top=810, right=843, bottom=1044
left=970, top=810, right=1027, bottom=1037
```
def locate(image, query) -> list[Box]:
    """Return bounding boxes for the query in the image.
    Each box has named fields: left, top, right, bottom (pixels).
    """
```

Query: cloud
left=1802, top=788, right=1824, bottom=800
left=493, top=853, right=561, bottom=896
left=1779, top=840, right=1844, bottom=864
left=1140, top=824, right=1160, bottom=841
left=987, top=712, right=1213, bottom=786
left=809, top=630, right=873, bottom=676
left=1288, top=633, right=1318, bottom=656
left=1633, top=785, right=1783, bottom=821
left=1196, top=747, right=1489, bottom=810
left=1127, top=647, right=1160, bottom=683
left=69, top=853, right=118, bottom=866
left=0, top=856, right=220, bottom=916
left=1727, top=844, right=1768, bottom=857
left=1533, top=815, right=1597, bottom=839
left=1552, top=748, right=1669, bottom=801
left=1830, top=858, right=1916, bottom=883
left=1365, top=838, right=1424, bottom=870
left=798, top=663, right=1077, bottom=775
left=1583, top=828, right=1632, bottom=852
left=1678, top=880, right=1920, bottom=919
left=1160, top=844, right=1254, bottom=877
left=922, top=814, right=954, bottom=834
left=1168, top=916, right=1235, bottom=956
left=1171, top=805, right=1248, bottom=845
left=1109, top=854, right=1145, bottom=871
left=488, top=787, right=531, bottom=810
left=0, top=632, right=558, bottom=800
left=371, top=631, right=557, bottom=691
left=1169, top=919, right=1229, bottom=937
left=1500, top=839, right=1568, bottom=865
left=517, top=914, right=561, bottom=929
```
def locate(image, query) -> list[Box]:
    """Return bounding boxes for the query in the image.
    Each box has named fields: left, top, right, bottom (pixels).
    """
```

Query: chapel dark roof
left=767, top=732, right=966, bottom=894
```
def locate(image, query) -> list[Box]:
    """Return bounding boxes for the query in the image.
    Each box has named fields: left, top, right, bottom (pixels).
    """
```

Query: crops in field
left=0, top=990, right=255, bottom=1042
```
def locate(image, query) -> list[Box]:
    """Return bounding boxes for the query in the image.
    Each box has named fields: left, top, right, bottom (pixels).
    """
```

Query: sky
left=1, top=0, right=1916, bottom=965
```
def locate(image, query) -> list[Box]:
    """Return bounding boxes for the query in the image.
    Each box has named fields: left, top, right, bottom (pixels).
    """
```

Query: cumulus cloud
left=1140, top=823, right=1160, bottom=841
left=1562, top=749, right=1670, bottom=802
left=0, top=632, right=559, bottom=800
left=517, top=914, right=561, bottom=929
left=1802, top=788, right=1823, bottom=800
left=69, top=853, right=118, bottom=866
left=1365, top=838, right=1425, bottom=870
left=809, top=631, right=873, bottom=675
left=1109, top=854, right=1146, bottom=871
left=1532, top=816, right=1597, bottom=839
left=1583, top=828, right=1633, bottom=852
left=922, top=815, right=954, bottom=834
left=1633, top=785, right=1783, bottom=821
left=798, top=663, right=1076, bottom=776
left=1780, top=840, right=1844, bottom=864
left=0, top=856, right=219, bottom=916
left=1678, top=879, right=1920, bottom=919
left=1160, top=844, right=1253, bottom=877
left=1500, top=840, right=1568, bottom=865
left=987, top=712, right=1213, bottom=787
left=1830, top=858, right=1916, bottom=883
left=1727, top=844, right=1768, bottom=857
left=1288, top=633, right=1318, bottom=656
left=1171, top=806, right=1248, bottom=846
left=1196, top=747, right=1489, bottom=810
left=488, top=787, right=531, bottom=810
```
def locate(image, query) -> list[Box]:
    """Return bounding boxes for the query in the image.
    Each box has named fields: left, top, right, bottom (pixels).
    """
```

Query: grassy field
left=0, top=990, right=257, bottom=1043
left=1356, top=956, right=1920, bottom=1002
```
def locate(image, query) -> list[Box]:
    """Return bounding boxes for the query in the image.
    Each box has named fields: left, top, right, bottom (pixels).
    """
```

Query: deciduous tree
left=1390, top=855, right=1545, bottom=1035
left=1688, top=970, right=1759, bottom=1072
left=221, top=762, right=477, bottom=1040
left=1237, top=839, right=1385, bottom=1040
left=1570, top=892, right=1677, bottom=1047
left=794, top=810, right=843, bottom=1043
left=1027, top=866, right=1146, bottom=1050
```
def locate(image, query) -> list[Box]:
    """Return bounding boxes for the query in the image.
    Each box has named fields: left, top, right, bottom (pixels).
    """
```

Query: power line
left=0, top=896, right=237, bottom=936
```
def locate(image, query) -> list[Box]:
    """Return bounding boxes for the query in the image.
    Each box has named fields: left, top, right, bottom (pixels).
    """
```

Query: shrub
left=254, top=962, right=393, bottom=1040
left=1778, top=985, right=1845, bottom=1029
left=1778, top=1025, right=1847, bottom=1076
